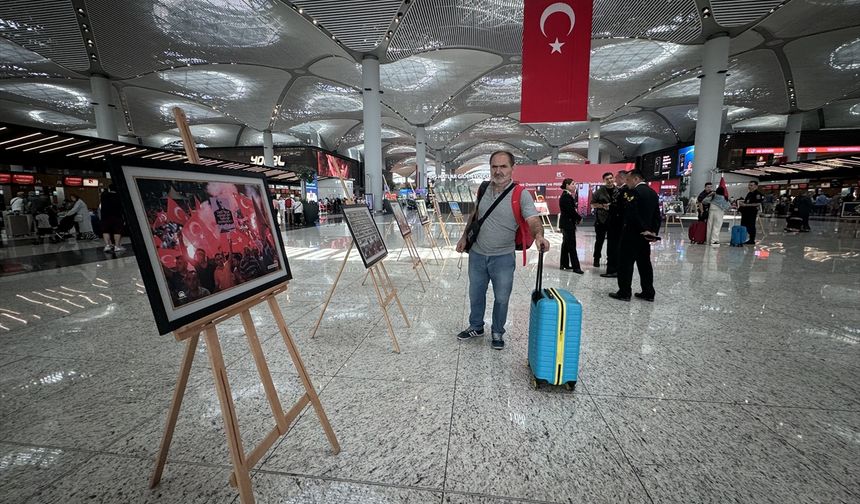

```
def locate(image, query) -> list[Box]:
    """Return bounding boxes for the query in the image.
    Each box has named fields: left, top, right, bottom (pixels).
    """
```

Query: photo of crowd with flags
left=135, top=178, right=281, bottom=309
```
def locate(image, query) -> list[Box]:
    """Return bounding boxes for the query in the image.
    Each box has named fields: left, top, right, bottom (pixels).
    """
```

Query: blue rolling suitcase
left=730, top=225, right=748, bottom=246
left=527, top=252, right=583, bottom=390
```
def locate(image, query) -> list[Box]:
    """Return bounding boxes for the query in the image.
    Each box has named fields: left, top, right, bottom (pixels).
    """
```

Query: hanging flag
left=520, top=0, right=593, bottom=123
left=719, top=176, right=729, bottom=201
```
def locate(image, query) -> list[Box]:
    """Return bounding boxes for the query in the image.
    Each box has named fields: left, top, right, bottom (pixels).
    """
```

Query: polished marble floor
left=1, top=213, right=858, bottom=503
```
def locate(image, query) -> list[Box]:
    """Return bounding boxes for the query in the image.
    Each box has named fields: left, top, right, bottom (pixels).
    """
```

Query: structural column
left=691, top=34, right=730, bottom=192
left=551, top=147, right=559, bottom=165
left=90, top=75, right=118, bottom=141
left=783, top=113, right=802, bottom=162
left=362, top=56, right=383, bottom=211
left=587, top=120, right=600, bottom=164
left=263, top=129, right=274, bottom=167
left=415, top=126, right=426, bottom=190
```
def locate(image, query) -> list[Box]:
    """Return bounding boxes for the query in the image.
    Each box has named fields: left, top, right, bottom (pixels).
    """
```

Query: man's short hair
left=749, top=180, right=759, bottom=186
left=705, top=182, right=713, bottom=187
left=602, top=172, right=613, bottom=179
left=489, top=150, right=515, bottom=166
left=627, top=169, right=644, bottom=179
left=616, top=169, right=627, bottom=176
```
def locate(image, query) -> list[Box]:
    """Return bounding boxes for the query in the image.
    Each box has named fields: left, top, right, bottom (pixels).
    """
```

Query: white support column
left=587, top=120, right=600, bottom=164
left=362, top=56, right=383, bottom=211
left=551, top=147, right=559, bottom=165
left=415, top=126, right=426, bottom=190
left=691, top=35, right=730, bottom=191
left=783, top=113, right=803, bottom=162
left=263, top=129, right=274, bottom=167
left=90, top=75, right=118, bottom=141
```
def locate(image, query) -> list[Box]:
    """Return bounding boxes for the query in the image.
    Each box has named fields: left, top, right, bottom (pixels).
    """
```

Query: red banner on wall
left=513, top=162, right=634, bottom=214
left=520, top=0, right=593, bottom=123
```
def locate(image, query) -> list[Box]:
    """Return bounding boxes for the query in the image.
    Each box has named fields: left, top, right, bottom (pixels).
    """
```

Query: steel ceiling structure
left=0, top=0, right=858, bottom=175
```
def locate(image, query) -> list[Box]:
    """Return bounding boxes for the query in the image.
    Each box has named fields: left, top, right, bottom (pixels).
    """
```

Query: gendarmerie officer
left=600, top=169, right=628, bottom=278
left=609, top=169, right=661, bottom=302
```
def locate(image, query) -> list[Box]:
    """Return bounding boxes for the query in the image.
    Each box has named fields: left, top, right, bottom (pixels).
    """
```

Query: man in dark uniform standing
left=600, top=170, right=628, bottom=278
left=737, top=180, right=764, bottom=244
left=589, top=171, right=616, bottom=269
left=609, top=169, right=661, bottom=302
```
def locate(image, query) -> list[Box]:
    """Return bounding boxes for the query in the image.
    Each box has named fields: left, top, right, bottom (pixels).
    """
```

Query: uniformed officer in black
left=600, top=169, right=628, bottom=278
left=609, top=169, right=661, bottom=302
left=737, top=180, right=764, bottom=244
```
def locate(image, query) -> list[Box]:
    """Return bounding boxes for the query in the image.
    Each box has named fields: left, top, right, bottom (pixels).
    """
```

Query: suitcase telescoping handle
left=534, top=249, right=544, bottom=296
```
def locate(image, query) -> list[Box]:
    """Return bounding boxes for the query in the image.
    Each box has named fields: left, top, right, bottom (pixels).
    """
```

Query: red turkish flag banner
left=167, top=198, right=188, bottom=225
left=520, top=0, right=593, bottom=123
left=183, top=211, right=220, bottom=256
left=719, top=176, right=729, bottom=200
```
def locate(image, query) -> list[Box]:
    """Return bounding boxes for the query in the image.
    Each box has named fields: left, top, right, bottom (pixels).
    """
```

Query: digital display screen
left=677, top=145, right=694, bottom=177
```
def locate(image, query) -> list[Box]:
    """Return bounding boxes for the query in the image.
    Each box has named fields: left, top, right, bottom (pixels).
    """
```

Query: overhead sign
left=83, top=178, right=99, bottom=187
left=520, top=0, right=593, bottom=122
left=0, top=173, right=10, bottom=184
left=746, top=146, right=860, bottom=155
left=12, top=174, right=34, bottom=184
left=64, top=177, right=83, bottom=187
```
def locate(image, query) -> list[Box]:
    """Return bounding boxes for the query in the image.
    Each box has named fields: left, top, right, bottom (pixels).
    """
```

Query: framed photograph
left=109, top=159, right=291, bottom=335
left=534, top=201, right=550, bottom=216
left=342, top=204, right=388, bottom=268
left=842, top=202, right=860, bottom=218
left=390, top=201, right=412, bottom=237
left=415, top=199, right=430, bottom=224
left=449, top=201, right=463, bottom=217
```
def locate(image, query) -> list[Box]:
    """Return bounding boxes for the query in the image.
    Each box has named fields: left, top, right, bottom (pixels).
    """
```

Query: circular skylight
left=829, top=37, right=860, bottom=70
left=159, top=70, right=250, bottom=101
left=591, top=41, right=681, bottom=81
left=152, top=0, right=283, bottom=48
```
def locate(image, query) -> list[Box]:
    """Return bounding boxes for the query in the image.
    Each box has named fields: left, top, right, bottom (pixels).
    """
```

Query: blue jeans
left=468, top=251, right=516, bottom=335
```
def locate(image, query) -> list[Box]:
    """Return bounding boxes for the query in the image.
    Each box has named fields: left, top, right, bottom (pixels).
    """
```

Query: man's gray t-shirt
left=472, top=182, right=538, bottom=256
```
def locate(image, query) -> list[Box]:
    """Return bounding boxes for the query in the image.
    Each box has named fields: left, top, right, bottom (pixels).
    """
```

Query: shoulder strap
left=475, top=182, right=515, bottom=225
left=511, top=184, right=529, bottom=266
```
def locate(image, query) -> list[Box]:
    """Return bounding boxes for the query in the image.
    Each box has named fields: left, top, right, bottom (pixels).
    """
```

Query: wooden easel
left=149, top=109, right=339, bottom=504
left=310, top=240, right=409, bottom=353
left=420, top=221, right=442, bottom=263
left=432, top=198, right=452, bottom=247
left=149, top=284, right=340, bottom=504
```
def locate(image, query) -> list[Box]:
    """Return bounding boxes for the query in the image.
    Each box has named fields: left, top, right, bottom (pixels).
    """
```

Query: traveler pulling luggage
left=528, top=250, right=582, bottom=390
left=688, top=221, right=707, bottom=244
left=730, top=225, right=748, bottom=246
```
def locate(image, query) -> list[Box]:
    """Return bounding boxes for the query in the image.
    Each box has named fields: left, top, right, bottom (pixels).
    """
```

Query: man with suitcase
left=609, top=169, right=661, bottom=302
left=455, top=150, right=550, bottom=350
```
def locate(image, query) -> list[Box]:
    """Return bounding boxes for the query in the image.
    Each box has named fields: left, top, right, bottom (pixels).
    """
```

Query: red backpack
left=475, top=182, right=535, bottom=266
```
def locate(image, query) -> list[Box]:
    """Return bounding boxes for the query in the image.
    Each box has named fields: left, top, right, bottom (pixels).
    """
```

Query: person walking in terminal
left=455, top=150, right=550, bottom=350
left=600, top=170, right=629, bottom=278
left=558, top=178, right=584, bottom=274
left=737, top=180, right=764, bottom=244
left=589, top=171, right=616, bottom=269
left=609, top=169, right=660, bottom=302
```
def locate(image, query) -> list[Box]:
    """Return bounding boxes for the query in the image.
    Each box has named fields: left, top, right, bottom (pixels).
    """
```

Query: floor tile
left=263, top=376, right=453, bottom=489
left=445, top=384, right=648, bottom=503
left=0, top=443, right=92, bottom=502
left=251, top=471, right=443, bottom=503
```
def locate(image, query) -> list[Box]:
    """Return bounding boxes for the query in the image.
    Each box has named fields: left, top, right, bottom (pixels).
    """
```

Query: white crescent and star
left=540, top=2, right=575, bottom=54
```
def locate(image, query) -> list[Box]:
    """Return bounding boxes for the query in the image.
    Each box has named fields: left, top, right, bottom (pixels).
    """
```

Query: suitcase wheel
left=530, top=377, right=540, bottom=390
left=564, top=381, right=576, bottom=391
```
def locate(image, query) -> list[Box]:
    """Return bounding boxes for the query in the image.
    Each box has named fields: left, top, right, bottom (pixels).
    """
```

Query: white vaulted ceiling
left=0, top=0, right=857, bottom=168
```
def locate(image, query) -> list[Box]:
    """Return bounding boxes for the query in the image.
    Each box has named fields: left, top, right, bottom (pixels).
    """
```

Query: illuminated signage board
left=746, top=146, right=860, bottom=155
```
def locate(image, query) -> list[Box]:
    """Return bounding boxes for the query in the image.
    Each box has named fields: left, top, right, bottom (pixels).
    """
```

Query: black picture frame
left=341, top=204, right=388, bottom=269
left=108, top=157, right=292, bottom=335
left=390, top=201, right=412, bottom=237
left=415, top=200, right=430, bottom=224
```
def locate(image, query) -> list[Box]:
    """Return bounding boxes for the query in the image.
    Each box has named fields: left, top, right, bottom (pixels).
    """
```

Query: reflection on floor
left=0, top=215, right=858, bottom=503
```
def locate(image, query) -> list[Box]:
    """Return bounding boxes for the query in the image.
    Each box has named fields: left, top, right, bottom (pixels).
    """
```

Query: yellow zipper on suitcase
left=547, top=288, right=566, bottom=385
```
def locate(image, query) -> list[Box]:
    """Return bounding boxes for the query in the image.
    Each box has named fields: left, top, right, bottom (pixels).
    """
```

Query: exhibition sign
left=342, top=204, right=388, bottom=268
left=513, top=162, right=634, bottom=214
left=390, top=201, right=412, bottom=237
left=110, top=159, right=291, bottom=335
left=520, top=0, right=593, bottom=122
left=449, top=201, right=463, bottom=217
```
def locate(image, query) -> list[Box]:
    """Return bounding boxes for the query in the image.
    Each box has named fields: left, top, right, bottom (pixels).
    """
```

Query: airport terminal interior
left=1, top=1, right=859, bottom=503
